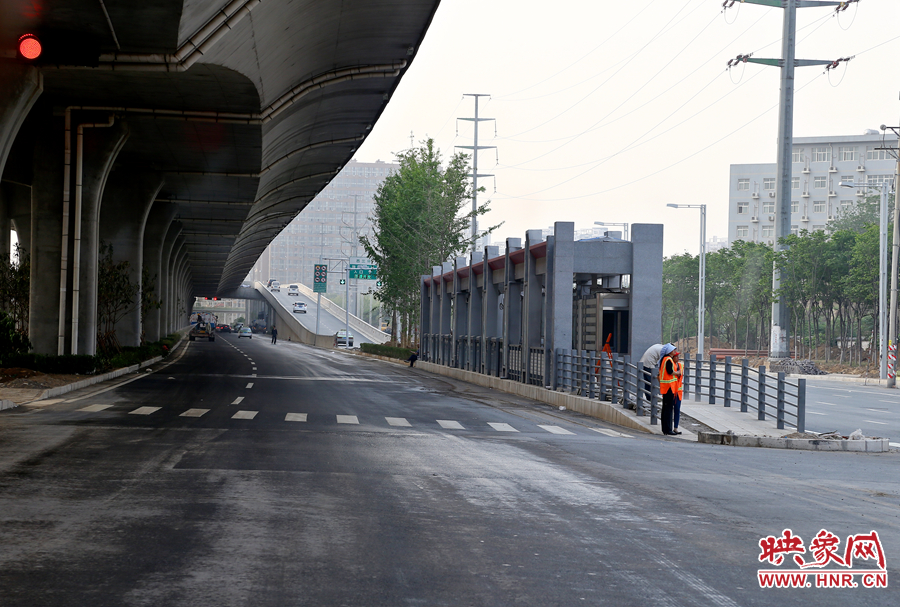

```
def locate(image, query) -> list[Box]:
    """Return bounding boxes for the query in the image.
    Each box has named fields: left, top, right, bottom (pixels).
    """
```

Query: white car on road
left=288, top=284, right=300, bottom=296
left=270, top=281, right=280, bottom=292
left=293, top=302, right=307, bottom=313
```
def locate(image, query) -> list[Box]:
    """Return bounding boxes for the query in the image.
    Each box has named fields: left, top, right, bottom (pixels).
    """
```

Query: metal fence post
left=724, top=356, right=732, bottom=408
left=709, top=354, right=717, bottom=405
left=611, top=355, right=619, bottom=404
left=741, top=359, right=749, bottom=413
left=797, top=378, right=806, bottom=433
left=758, top=365, right=767, bottom=421
left=683, top=357, right=691, bottom=400
left=588, top=350, right=596, bottom=400
left=636, top=363, right=645, bottom=416
left=597, top=351, right=606, bottom=400
left=776, top=371, right=786, bottom=430
left=694, top=353, right=701, bottom=402
left=650, top=373, right=659, bottom=425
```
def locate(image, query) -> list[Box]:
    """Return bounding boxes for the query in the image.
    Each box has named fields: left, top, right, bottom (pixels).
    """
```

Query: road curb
left=698, top=432, right=891, bottom=452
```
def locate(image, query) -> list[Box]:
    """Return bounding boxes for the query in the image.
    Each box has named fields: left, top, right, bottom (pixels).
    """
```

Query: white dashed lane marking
left=78, top=404, right=112, bottom=412
left=285, top=413, right=307, bottom=422
left=437, top=420, right=464, bottom=429
left=864, top=420, right=888, bottom=425
left=232, top=410, right=258, bottom=420
left=807, top=411, right=827, bottom=416
left=246, top=383, right=254, bottom=389
left=592, top=428, right=633, bottom=438
left=231, top=397, right=244, bottom=405
left=129, top=406, right=161, bottom=415
left=180, top=409, right=209, bottom=417
left=538, top=425, right=575, bottom=435
left=337, top=415, right=359, bottom=424
left=386, top=417, right=411, bottom=427
left=488, top=422, right=518, bottom=432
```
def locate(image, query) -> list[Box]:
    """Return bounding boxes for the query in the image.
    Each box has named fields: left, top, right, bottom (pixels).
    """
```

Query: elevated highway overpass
left=0, top=0, right=439, bottom=355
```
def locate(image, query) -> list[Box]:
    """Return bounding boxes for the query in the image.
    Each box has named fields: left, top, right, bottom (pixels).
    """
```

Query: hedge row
left=360, top=343, right=417, bottom=361
left=0, top=333, right=183, bottom=375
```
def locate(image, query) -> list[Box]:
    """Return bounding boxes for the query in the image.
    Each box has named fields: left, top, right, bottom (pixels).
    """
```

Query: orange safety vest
left=659, top=355, right=677, bottom=394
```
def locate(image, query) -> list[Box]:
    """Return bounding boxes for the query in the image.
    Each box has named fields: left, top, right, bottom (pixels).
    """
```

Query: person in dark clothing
left=406, top=350, right=419, bottom=367
left=271, top=327, right=278, bottom=344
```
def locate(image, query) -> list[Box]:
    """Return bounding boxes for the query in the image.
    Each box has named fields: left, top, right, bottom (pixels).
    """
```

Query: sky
left=352, top=0, right=900, bottom=257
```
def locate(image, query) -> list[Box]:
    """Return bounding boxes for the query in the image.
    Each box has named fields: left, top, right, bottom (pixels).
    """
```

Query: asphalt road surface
left=804, top=379, right=900, bottom=441
left=0, top=337, right=898, bottom=606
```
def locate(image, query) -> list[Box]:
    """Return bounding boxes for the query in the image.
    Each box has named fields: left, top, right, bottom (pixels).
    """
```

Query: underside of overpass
left=0, top=0, right=440, bottom=354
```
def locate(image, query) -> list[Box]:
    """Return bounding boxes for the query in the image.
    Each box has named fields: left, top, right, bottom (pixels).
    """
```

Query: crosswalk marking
left=285, top=413, right=307, bottom=422
left=386, top=417, right=411, bottom=427
left=538, top=425, right=575, bottom=435
left=592, top=428, right=633, bottom=438
left=488, top=422, right=518, bottom=432
left=890, top=442, right=900, bottom=448
left=129, top=406, right=161, bottom=415
left=232, top=410, right=258, bottom=420
left=336, top=415, right=359, bottom=424
left=231, top=397, right=244, bottom=405
left=252, top=367, right=257, bottom=371
left=246, top=383, right=254, bottom=389
left=437, top=420, right=464, bottom=429
left=180, top=408, right=209, bottom=417
left=78, top=404, right=112, bottom=412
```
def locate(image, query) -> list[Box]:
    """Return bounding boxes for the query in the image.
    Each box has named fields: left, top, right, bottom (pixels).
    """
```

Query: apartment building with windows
left=249, top=159, right=399, bottom=287
left=728, top=133, right=897, bottom=246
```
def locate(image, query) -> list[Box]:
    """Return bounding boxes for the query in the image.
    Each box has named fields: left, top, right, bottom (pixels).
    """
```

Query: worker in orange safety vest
left=658, top=347, right=681, bottom=435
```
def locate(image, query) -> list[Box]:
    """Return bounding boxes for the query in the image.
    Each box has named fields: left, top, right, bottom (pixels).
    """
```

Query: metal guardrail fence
left=555, top=350, right=805, bottom=432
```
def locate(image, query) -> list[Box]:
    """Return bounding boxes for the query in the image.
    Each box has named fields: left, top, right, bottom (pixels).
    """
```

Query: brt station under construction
left=420, top=222, right=664, bottom=390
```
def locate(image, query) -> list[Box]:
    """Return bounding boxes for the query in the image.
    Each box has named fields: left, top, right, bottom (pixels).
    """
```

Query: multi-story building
left=251, top=159, right=399, bottom=288
left=727, top=132, right=897, bottom=246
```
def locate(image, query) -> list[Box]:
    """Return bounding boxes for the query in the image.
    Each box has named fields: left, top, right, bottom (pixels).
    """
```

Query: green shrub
left=360, top=343, right=417, bottom=360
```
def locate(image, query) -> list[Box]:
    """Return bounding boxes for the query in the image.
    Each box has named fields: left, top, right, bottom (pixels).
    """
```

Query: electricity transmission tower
left=724, top=0, right=857, bottom=360
left=457, top=94, right=496, bottom=254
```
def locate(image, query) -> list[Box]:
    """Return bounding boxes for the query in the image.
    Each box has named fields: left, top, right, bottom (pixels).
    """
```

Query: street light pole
left=667, top=204, right=707, bottom=359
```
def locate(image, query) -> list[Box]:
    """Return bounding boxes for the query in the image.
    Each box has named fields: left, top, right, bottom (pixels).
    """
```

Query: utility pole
left=457, top=94, right=496, bottom=254
left=724, top=0, right=856, bottom=360
left=880, top=124, right=900, bottom=388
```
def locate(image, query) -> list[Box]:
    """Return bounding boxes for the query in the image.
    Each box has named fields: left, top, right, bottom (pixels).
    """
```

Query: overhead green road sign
left=313, top=264, right=327, bottom=293
left=349, top=256, right=377, bottom=280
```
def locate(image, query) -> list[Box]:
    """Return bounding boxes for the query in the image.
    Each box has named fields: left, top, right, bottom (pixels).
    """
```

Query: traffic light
left=17, top=34, right=42, bottom=61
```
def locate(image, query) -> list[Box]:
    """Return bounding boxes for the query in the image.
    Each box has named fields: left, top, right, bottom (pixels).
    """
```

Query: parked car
left=288, top=284, right=300, bottom=296
left=334, top=330, right=354, bottom=347
left=270, top=281, right=281, bottom=292
left=238, top=327, right=253, bottom=339
left=293, top=302, right=307, bottom=313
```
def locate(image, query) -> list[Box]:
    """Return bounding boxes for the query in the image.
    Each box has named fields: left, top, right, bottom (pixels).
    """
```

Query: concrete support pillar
left=502, top=238, right=523, bottom=378
left=98, top=172, right=163, bottom=348
left=438, top=261, right=452, bottom=364
left=545, top=222, right=575, bottom=389
left=0, top=65, right=42, bottom=181
left=142, top=202, right=177, bottom=343
left=523, top=230, right=544, bottom=385
left=466, top=251, right=484, bottom=371
left=71, top=120, right=129, bottom=354
left=480, top=246, right=501, bottom=374
left=629, top=224, right=664, bottom=360
left=170, top=243, right=187, bottom=331
left=452, top=256, right=468, bottom=367
left=28, top=110, right=65, bottom=354
left=159, top=223, right=182, bottom=337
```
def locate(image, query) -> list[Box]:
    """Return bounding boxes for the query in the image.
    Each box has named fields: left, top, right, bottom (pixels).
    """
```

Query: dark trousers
left=674, top=396, right=682, bottom=429
left=661, top=390, right=675, bottom=435
left=271, top=334, right=277, bottom=344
